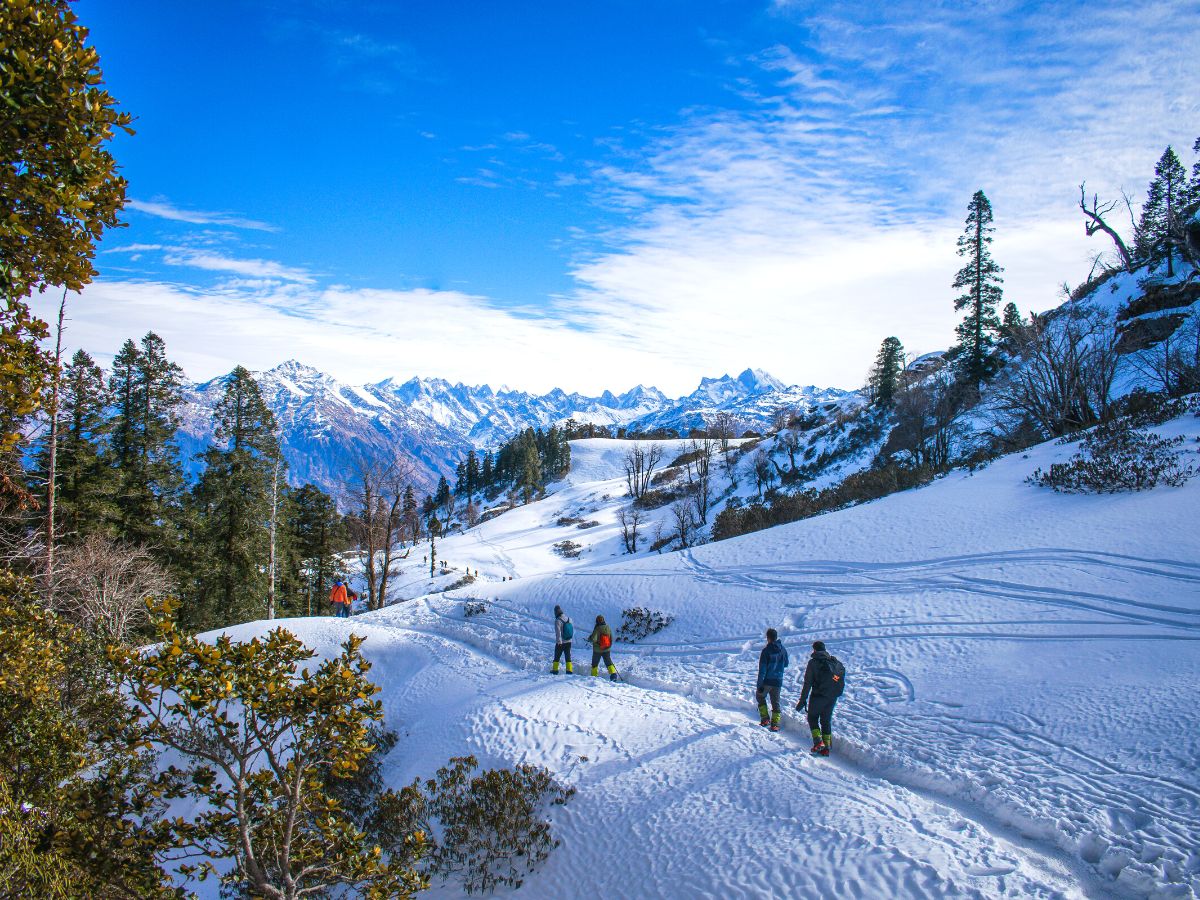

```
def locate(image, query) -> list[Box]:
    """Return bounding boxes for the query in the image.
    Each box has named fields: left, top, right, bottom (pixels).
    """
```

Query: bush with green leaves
left=1030, top=421, right=1196, bottom=493
left=0, top=572, right=178, bottom=899
left=111, top=601, right=428, bottom=900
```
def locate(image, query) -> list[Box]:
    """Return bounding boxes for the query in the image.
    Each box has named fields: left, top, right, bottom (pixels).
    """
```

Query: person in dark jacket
left=551, top=605, right=574, bottom=674
left=755, top=628, right=789, bottom=731
left=796, top=640, right=843, bottom=756
left=586, top=615, right=618, bottom=681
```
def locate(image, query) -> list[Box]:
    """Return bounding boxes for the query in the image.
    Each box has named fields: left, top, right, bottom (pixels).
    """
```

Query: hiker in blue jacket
left=755, top=628, right=789, bottom=732
left=551, top=605, right=574, bottom=674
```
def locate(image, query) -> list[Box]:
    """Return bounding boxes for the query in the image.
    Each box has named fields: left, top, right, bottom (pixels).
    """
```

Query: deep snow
left=216, top=419, right=1200, bottom=898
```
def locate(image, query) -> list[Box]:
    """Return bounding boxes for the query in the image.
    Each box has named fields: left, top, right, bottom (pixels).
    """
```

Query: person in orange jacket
left=329, top=579, right=349, bottom=618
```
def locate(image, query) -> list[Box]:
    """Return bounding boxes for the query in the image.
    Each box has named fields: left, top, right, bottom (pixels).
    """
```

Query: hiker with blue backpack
left=755, top=628, right=789, bottom=732
left=586, top=614, right=619, bottom=681
left=551, top=605, right=574, bottom=674
left=796, top=640, right=845, bottom=756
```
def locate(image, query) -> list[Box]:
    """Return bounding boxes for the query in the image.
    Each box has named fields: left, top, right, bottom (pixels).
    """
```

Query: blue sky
left=50, top=0, right=1200, bottom=394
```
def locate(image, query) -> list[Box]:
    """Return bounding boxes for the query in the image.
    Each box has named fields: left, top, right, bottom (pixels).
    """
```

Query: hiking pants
left=552, top=642, right=573, bottom=673
left=756, top=685, right=781, bottom=724
left=591, top=649, right=616, bottom=677
left=335, top=604, right=349, bottom=619
left=807, top=697, right=836, bottom=737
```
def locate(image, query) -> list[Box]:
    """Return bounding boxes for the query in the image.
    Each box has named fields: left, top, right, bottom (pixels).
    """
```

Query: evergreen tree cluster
left=456, top=426, right=571, bottom=506
left=28, top=334, right=348, bottom=633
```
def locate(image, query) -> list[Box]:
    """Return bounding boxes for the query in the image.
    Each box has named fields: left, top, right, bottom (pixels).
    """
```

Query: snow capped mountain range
left=178, top=361, right=848, bottom=496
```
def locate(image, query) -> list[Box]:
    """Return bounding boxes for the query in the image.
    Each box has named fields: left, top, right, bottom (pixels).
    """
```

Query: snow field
left=254, top=417, right=1199, bottom=897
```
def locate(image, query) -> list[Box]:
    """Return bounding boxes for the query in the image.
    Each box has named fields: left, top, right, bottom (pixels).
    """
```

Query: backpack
left=821, top=655, right=846, bottom=697
left=598, top=632, right=612, bottom=651
left=562, top=620, right=574, bottom=641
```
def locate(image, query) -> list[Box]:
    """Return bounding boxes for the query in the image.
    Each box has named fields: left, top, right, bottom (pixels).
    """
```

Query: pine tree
left=951, top=190, right=1004, bottom=388
left=464, top=449, right=480, bottom=502
left=1134, top=146, right=1189, bottom=277
left=999, top=302, right=1026, bottom=350
left=402, top=483, right=420, bottom=543
left=518, top=436, right=542, bottom=504
left=281, top=484, right=346, bottom=617
left=50, top=350, right=114, bottom=537
left=108, top=333, right=185, bottom=552
left=189, top=366, right=282, bottom=628
left=869, top=337, right=904, bottom=407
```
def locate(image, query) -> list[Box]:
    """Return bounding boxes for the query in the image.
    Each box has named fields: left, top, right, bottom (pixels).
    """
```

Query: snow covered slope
left=217, top=413, right=1200, bottom=898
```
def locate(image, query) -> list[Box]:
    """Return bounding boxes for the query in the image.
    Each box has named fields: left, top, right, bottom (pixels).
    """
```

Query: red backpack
left=598, top=632, right=612, bottom=651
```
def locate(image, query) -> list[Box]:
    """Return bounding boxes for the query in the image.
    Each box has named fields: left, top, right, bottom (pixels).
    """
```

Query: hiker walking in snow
left=329, top=579, right=350, bottom=619
left=552, top=605, right=574, bottom=674
left=796, top=640, right=845, bottom=756
left=586, top=615, right=619, bottom=681
left=755, top=628, right=789, bottom=732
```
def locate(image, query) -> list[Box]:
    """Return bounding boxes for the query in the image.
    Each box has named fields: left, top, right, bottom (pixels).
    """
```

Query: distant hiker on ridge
left=552, top=605, right=574, bottom=674
left=796, top=640, right=846, bottom=756
left=586, top=614, right=619, bottom=681
left=329, top=579, right=350, bottom=619
left=756, top=628, right=789, bottom=732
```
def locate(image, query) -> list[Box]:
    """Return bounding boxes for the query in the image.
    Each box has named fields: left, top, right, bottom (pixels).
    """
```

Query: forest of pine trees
left=19, top=333, right=352, bottom=634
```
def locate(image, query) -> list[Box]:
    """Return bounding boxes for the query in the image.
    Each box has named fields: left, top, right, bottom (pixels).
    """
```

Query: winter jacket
left=798, top=650, right=841, bottom=705
left=587, top=623, right=613, bottom=651
left=555, top=612, right=572, bottom=644
left=329, top=583, right=348, bottom=606
left=756, top=640, right=789, bottom=688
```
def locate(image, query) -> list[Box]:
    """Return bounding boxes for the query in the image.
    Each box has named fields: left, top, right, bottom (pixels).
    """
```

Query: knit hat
left=812, top=640, right=826, bottom=651
left=554, top=605, right=562, bottom=616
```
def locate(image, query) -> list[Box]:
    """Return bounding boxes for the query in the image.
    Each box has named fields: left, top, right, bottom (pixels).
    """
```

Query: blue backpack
left=562, top=620, right=574, bottom=641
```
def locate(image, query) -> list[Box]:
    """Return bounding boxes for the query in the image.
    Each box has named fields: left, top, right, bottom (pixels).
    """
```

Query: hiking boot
left=818, top=745, right=830, bottom=757
left=769, top=723, right=780, bottom=733
left=810, top=741, right=826, bottom=754
left=609, top=673, right=618, bottom=682
left=759, top=718, right=770, bottom=727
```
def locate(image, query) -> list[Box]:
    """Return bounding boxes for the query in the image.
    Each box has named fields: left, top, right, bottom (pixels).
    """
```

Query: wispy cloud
left=127, top=199, right=278, bottom=232
left=554, top=0, right=1200, bottom=389
left=161, top=250, right=315, bottom=284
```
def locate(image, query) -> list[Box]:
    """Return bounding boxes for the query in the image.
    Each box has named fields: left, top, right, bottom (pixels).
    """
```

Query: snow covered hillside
left=223, top=413, right=1200, bottom=898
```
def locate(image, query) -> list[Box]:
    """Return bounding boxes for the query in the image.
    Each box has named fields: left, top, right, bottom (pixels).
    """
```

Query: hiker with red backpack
left=755, top=628, right=789, bottom=732
left=796, top=640, right=845, bottom=756
left=551, top=605, right=574, bottom=674
left=586, top=615, right=619, bottom=681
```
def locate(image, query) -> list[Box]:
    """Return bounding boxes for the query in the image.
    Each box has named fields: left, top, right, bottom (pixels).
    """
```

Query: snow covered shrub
left=552, top=539, right=582, bottom=558
left=633, top=485, right=681, bottom=510
left=440, top=572, right=476, bottom=592
left=413, top=756, right=575, bottom=895
left=617, top=607, right=675, bottom=641
left=463, top=599, right=488, bottom=618
left=1030, top=422, right=1197, bottom=493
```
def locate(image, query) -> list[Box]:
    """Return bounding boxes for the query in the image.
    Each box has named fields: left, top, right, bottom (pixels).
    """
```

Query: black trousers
left=807, top=697, right=837, bottom=734
left=591, top=649, right=614, bottom=670
left=553, top=642, right=572, bottom=663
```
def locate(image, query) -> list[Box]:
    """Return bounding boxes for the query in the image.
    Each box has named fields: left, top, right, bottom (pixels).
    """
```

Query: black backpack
left=819, top=655, right=846, bottom=697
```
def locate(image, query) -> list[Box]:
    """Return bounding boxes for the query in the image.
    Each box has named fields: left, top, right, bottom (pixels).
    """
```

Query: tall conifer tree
left=870, top=337, right=905, bottom=407
left=1134, top=146, right=1188, bottom=276
left=951, top=190, right=1004, bottom=388
left=190, top=366, right=281, bottom=628
left=51, top=350, right=114, bottom=536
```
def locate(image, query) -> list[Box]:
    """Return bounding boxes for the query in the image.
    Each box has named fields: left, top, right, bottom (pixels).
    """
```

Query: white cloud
left=40, top=280, right=687, bottom=395
left=127, top=198, right=278, bottom=232
left=161, top=250, right=316, bottom=284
